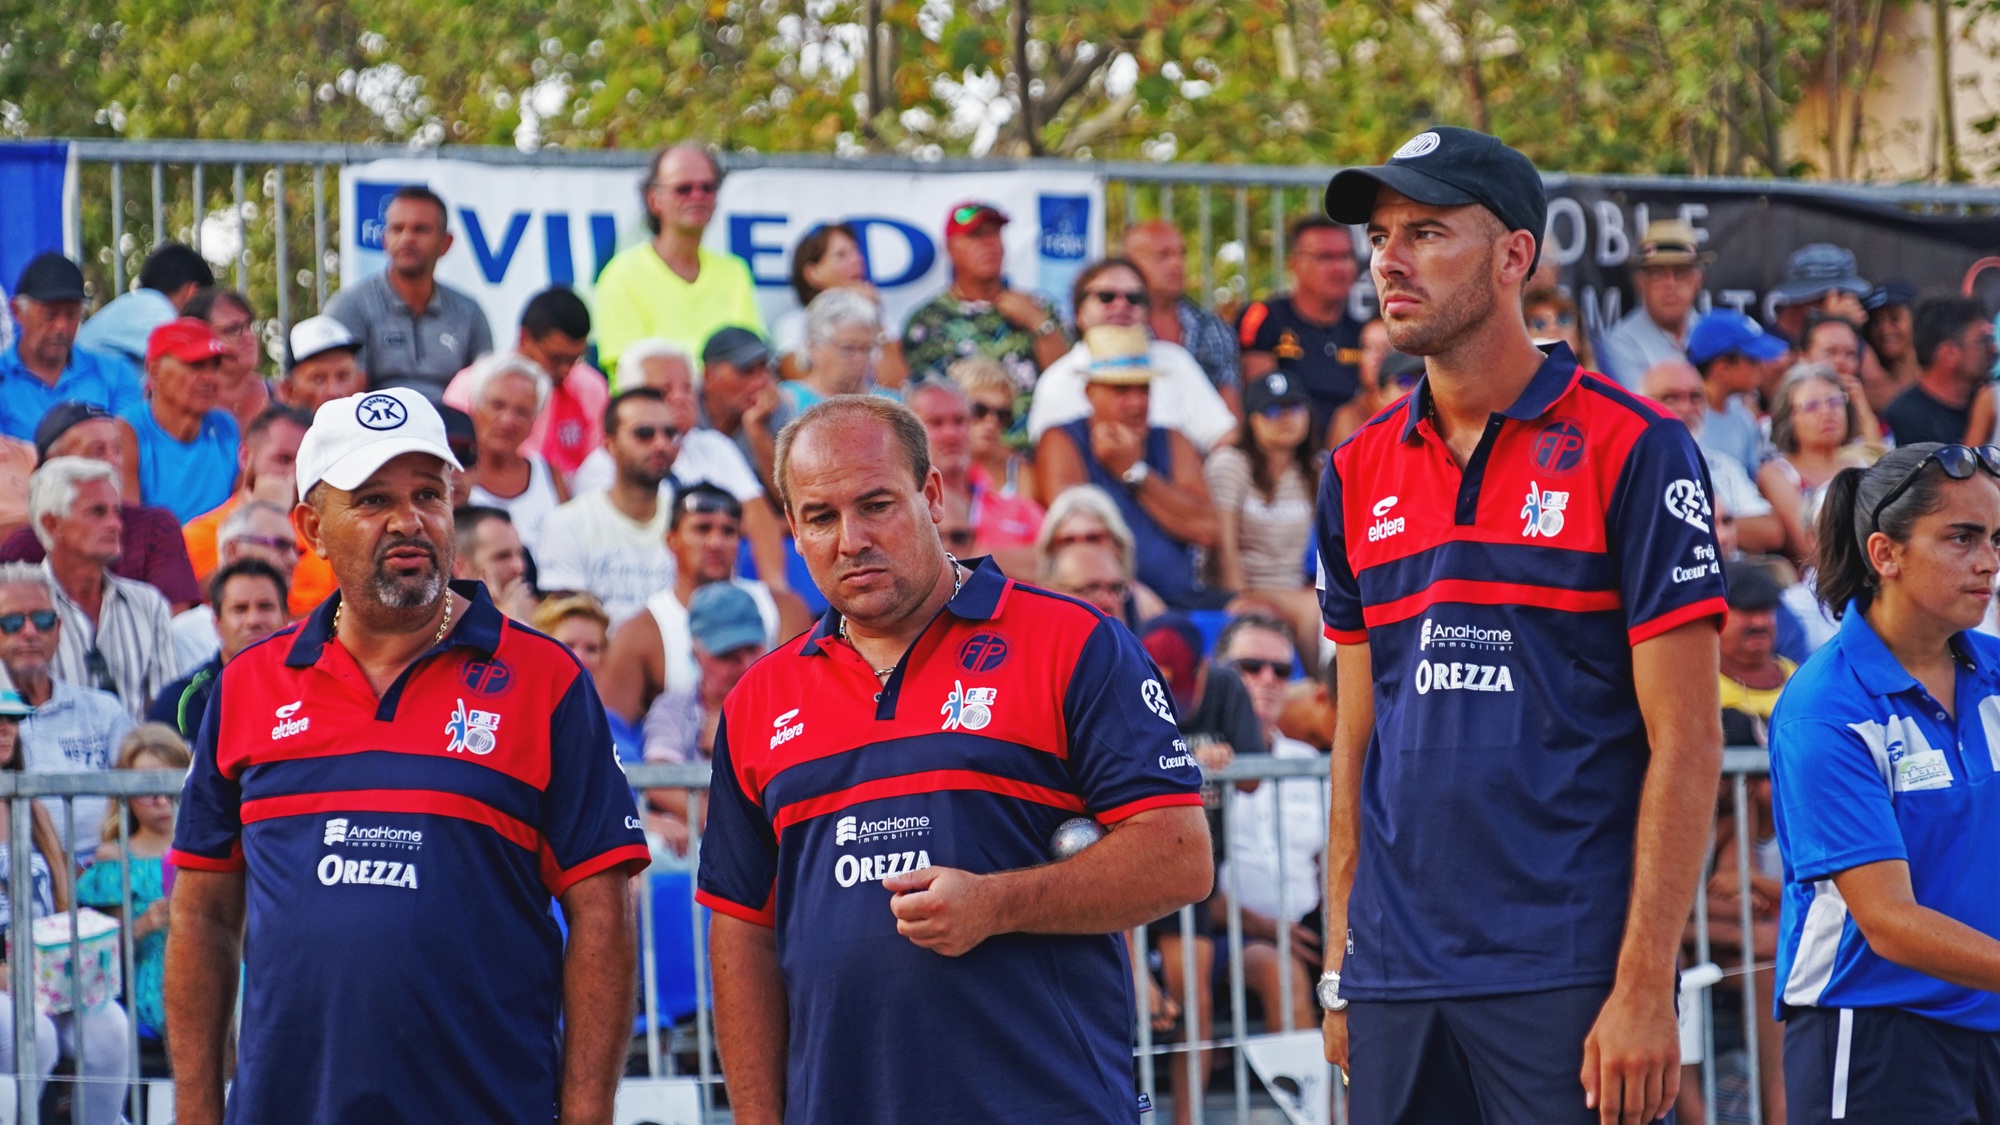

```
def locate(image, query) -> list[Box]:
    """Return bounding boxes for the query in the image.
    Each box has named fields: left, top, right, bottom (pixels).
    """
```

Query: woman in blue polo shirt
left=1770, top=442, right=2000, bottom=1121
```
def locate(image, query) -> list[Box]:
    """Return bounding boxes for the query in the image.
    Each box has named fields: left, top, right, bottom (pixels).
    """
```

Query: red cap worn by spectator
left=147, top=317, right=229, bottom=367
left=944, top=201, right=1009, bottom=239
left=1139, top=614, right=1206, bottom=715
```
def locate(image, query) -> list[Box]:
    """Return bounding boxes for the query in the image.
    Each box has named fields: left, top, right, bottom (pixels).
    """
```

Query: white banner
left=340, top=159, right=1104, bottom=349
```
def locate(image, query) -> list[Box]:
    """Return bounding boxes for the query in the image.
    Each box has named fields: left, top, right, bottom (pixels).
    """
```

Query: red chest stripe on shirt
left=1361, top=578, right=1622, bottom=628
left=239, top=788, right=540, bottom=853
left=769, top=769, right=1087, bottom=835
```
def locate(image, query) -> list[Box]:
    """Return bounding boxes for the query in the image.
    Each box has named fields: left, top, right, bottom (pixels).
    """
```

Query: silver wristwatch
left=1121, top=461, right=1151, bottom=488
left=1316, top=969, right=1347, bottom=1011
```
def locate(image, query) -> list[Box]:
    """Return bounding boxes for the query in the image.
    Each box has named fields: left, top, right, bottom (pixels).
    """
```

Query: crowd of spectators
left=4, top=140, right=1999, bottom=1115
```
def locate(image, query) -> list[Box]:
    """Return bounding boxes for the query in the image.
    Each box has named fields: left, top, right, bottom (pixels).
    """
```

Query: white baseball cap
left=289, top=315, right=360, bottom=366
left=295, top=388, right=463, bottom=499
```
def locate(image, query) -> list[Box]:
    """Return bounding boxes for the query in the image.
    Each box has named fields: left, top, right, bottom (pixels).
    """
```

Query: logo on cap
left=1269, top=373, right=1289, bottom=395
left=1393, top=131, right=1442, bottom=160
left=355, top=393, right=408, bottom=431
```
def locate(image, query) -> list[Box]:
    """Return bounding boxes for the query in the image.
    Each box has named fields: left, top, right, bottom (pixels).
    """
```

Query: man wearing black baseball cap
left=2, top=253, right=146, bottom=442
left=1314, top=128, right=1725, bottom=1125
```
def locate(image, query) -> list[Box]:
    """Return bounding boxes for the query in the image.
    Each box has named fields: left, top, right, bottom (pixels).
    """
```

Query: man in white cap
left=280, top=315, right=369, bottom=414
left=165, top=387, right=648, bottom=1125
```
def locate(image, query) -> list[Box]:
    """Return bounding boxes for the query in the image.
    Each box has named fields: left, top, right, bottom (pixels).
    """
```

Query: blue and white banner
left=0, top=140, right=78, bottom=351
left=340, top=157, right=1104, bottom=344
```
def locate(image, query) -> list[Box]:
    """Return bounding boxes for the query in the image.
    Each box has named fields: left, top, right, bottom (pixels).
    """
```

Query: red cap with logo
left=945, top=201, right=1009, bottom=239
left=147, top=318, right=230, bottom=367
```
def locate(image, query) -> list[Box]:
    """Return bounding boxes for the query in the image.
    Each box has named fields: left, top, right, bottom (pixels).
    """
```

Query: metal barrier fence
left=0, top=750, right=1776, bottom=1124
left=32, top=137, right=2000, bottom=363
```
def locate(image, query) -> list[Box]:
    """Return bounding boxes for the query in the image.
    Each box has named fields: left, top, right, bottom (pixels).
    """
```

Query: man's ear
left=293, top=497, right=330, bottom=560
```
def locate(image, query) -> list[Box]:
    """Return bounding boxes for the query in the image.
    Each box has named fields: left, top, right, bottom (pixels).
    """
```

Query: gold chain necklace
left=840, top=556, right=963, bottom=679
left=332, top=592, right=454, bottom=649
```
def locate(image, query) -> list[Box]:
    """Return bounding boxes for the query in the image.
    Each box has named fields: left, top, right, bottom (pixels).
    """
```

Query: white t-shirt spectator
left=534, top=490, right=677, bottom=626
left=569, top=427, right=766, bottom=505
left=643, top=580, right=779, bottom=702
left=1703, top=449, right=1773, bottom=520
left=1026, top=340, right=1236, bottom=451
left=171, top=605, right=220, bottom=676
left=19, top=680, right=134, bottom=857
left=1218, top=733, right=1325, bottom=925
left=469, top=455, right=563, bottom=555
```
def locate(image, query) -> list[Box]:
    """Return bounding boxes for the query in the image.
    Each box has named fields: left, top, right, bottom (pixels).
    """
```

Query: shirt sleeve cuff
left=696, top=887, right=777, bottom=929
left=1324, top=624, right=1367, bottom=644
left=1096, top=792, right=1205, bottom=824
left=1628, top=597, right=1727, bottom=645
left=167, top=845, right=245, bottom=873
left=544, top=843, right=652, bottom=897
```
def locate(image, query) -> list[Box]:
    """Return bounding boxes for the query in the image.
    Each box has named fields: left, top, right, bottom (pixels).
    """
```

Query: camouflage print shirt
left=900, top=289, right=1060, bottom=392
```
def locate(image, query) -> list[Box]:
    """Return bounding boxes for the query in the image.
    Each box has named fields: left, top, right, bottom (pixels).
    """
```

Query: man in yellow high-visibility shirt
left=592, top=143, right=764, bottom=389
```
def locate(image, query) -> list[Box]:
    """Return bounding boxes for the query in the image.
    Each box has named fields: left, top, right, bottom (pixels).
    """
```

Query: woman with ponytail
left=1767, top=442, right=2000, bottom=1120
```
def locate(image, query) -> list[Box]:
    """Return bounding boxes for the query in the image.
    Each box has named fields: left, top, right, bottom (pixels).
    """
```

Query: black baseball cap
left=1243, top=371, right=1311, bottom=415
left=1323, top=127, right=1546, bottom=268
left=1722, top=560, right=1784, bottom=613
left=702, top=326, right=772, bottom=369
left=33, top=402, right=115, bottom=464
left=14, top=252, right=86, bottom=302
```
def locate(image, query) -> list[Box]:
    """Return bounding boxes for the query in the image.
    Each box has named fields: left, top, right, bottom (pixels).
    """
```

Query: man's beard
left=371, top=536, right=448, bottom=609
left=1383, top=248, right=1498, bottom=357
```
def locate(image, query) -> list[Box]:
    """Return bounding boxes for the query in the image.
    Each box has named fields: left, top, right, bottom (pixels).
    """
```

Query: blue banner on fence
left=0, top=141, right=74, bottom=303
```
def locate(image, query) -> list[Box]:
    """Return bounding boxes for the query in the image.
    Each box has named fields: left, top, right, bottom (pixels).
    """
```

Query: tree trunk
left=1934, top=0, right=1961, bottom=180
left=1013, top=0, right=1044, bottom=156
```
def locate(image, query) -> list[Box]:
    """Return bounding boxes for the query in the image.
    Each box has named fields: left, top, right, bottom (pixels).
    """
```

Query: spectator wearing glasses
left=1207, top=371, right=1325, bottom=651
left=150, top=558, right=290, bottom=741
left=322, top=185, right=495, bottom=404
left=29, top=457, right=174, bottom=722
left=599, top=484, right=787, bottom=728
left=1760, top=363, right=1882, bottom=552
left=907, top=378, right=1040, bottom=576
left=0, top=402, right=202, bottom=611
left=1640, top=359, right=1786, bottom=556
left=535, top=388, right=682, bottom=624
left=1123, top=219, right=1243, bottom=406
left=1522, top=286, right=1596, bottom=370
left=179, top=286, right=273, bottom=432
left=901, top=201, right=1068, bottom=389
left=444, top=286, right=607, bottom=488
left=1026, top=258, right=1236, bottom=452
left=1037, top=326, right=1221, bottom=610
left=1599, top=220, right=1709, bottom=390
left=1034, top=485, right=1169, bottom=626
left=773, top=224, right=908, bottom=388
left=170, top=501, right=300, bottom=674
left=0, top=562, right=134, bottom=859
left=1238, top=216, right=1366, bottom=435
left=779, top=288, right=891, bottom=414
left=1211, top=613, right=1328, bottom=1042
left=1885, top=297, right=1997, bottom=446
left=950, top=355, right=1045, bottom=535
left=592, top=144, right=762, bottom=388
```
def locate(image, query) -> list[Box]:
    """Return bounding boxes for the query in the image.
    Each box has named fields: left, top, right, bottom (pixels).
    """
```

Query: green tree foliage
left=0, top=0, right=1875, bottom=177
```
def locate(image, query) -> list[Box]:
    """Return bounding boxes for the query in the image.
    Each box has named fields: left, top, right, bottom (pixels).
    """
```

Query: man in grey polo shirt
left=324, top=184, right=493, bottom=402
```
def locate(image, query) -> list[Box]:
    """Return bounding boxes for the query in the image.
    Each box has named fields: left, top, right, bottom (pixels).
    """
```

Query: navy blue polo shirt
left=1771, top=606, right=2000, bottom=1030
left=169, top=581, right=649, bottom=1125
left=697, top=558, right=1203, bottom=1124
left=1315, top=344, right=1728, bottom=1000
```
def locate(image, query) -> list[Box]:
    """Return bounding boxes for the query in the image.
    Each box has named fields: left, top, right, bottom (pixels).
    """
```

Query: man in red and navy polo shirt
left=165, top=387, right=649, bottom=1125
left=700, top=395, right=1212, bottom=1125
left=1314, top=129, right=1727, bottom=1125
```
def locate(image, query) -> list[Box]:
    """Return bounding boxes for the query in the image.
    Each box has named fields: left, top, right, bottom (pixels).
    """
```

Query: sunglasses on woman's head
left=0, top=610, right=57, bottom=635
left=1870, top=444, right=2000, bottom=531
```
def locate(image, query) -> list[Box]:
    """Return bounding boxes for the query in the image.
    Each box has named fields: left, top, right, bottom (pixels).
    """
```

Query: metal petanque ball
left=1049, top=817, right=1106, bottom=860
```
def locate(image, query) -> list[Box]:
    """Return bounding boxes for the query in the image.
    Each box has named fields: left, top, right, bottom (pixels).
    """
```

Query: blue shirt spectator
left=120, top=318, right=240, bottom=521
left=73, top=243, right=214, bottom=383
left=1, top=253, right=146, bottom=442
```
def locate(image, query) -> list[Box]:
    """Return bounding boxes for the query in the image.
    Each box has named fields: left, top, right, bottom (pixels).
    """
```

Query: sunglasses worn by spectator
left=1870, top=444, right=2000, bottom=531
left=944, top=529, right=977, bottom=550
left=629, top=424, right=683, bottom=443
left=666, top=180, right=718, bottom=197
left=1231, top=657, right=1294, bottom=679
left=969, top=402, right=1015, bottom=427
left=0, top=610, right=58, bottom=635
left=1087, top=289, right=1149, bottom=307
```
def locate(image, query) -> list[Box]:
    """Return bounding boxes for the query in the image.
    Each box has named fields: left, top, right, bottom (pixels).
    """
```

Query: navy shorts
left=1348, top=984, right=1650, bottom=1125
left=1784, top=1006, right=2000, bottom=1122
